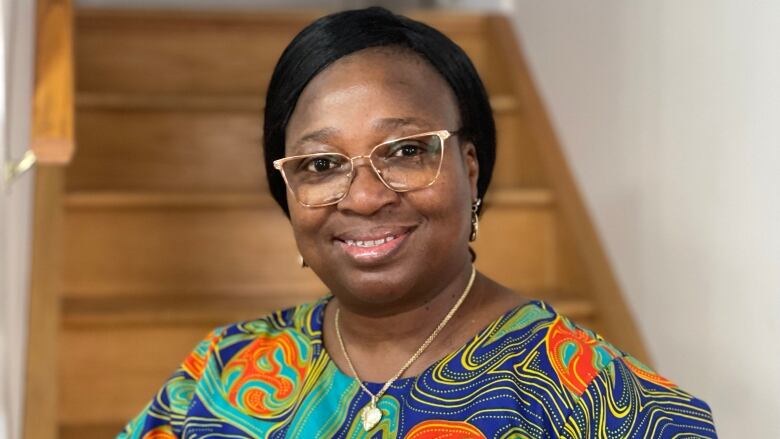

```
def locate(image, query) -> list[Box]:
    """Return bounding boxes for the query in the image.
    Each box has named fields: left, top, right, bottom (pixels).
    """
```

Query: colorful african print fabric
left=118, top=299, right=716, bottom=438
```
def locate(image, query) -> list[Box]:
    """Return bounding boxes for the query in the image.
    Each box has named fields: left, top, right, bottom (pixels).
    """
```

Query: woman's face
left=284, top=49, right=478, bottom=312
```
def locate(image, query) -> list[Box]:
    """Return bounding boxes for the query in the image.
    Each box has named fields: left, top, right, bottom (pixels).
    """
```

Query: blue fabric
left=119, top=299, right=717, bottom=438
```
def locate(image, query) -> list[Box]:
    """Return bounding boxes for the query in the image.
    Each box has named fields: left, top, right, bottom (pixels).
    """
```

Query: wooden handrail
left=31, top=0, right=75, bottom=164
left=22, top=3, right=75, bottom=437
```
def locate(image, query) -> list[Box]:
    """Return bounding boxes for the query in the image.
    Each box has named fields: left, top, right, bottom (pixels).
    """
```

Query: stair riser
left=63, top=206, right=557, bottom=297
left=472, top=206, right=558, bottom=290
left=76, top=12, right=509, bottom=95
left=59, top=325, right=214, bottom=425
left=68, top=107, right=540, bottom=192
left=69, top=109, right=265, bottom=192
left=77, top=19, right=302, bottom=95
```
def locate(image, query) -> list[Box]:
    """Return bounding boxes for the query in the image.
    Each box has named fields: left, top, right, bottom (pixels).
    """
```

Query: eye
left=389, top=141, right=426, bottom=157
left=300, top=155, right=343, bottom=173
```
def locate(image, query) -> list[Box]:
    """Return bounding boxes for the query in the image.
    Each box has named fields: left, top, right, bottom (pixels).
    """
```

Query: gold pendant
left=360, top=399, right=382, bottom=431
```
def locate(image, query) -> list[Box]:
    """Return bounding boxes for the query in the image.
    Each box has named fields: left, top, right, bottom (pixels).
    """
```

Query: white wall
left=0, top=0, right=36, bottom=438
left=0, top=2, right=7, bottom=436
left=511, top=1, right=780, bottom=437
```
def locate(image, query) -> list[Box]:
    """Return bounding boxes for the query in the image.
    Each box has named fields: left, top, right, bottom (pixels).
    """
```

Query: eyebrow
left=290, top=127, right=340, bottom=152
left=289, top=117, right=432, bottom=153
left=371, top=117, right=430, bottom=131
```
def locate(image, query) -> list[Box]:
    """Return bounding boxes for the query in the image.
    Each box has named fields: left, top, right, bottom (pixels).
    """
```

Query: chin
left=329, top=263, right=426, bottom=308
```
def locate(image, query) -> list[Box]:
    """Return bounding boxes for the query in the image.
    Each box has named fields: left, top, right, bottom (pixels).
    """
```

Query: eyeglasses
left=273, top=130, right=455, bottom=207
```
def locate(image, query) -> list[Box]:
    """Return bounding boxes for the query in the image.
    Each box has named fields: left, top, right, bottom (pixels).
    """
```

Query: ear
left=460, top=142, right=479, bottom=202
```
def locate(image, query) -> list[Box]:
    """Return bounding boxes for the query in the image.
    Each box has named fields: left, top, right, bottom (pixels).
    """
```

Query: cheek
left=412, top=171, right=472, bottom=231
left=288, top=206, right=330, bottom=254
left=439, top=157, right=474, bottom=207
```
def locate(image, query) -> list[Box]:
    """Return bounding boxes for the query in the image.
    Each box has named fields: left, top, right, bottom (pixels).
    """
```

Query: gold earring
left=469, top=198, right=481, bottom=242
left=297, top=254, right=308, bottom=268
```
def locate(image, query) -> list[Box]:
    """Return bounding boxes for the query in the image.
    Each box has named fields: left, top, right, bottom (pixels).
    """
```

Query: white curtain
left=1, top=0, right=36, bottom=438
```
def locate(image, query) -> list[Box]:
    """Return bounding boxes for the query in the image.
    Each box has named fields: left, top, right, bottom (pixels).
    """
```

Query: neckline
left=311, top=296, right=548, bottom=388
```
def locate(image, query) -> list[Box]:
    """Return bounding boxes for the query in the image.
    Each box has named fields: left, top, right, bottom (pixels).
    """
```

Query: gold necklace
left=334, top=265, right=477, bottom=431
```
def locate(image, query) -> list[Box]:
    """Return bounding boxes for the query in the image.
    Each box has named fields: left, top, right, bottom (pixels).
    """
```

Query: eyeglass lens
left=280, top=133, right=444, bottom=206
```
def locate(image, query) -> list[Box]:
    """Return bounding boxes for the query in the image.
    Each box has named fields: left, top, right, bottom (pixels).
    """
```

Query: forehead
left=285, top=49, right=460, bottom=152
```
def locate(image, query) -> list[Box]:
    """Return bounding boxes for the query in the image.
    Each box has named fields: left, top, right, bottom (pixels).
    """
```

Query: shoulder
left=219, top=297, right=326, bottom=341
left=504, top=301, right=717, bottom=437
left=185, top=298, right=328, bottom=380
left=497, top=300, right=671, bottom=394
left=534, top=301, right=628, bottom=395
left=484, top=300, right=628, bottom=393
left=117, top=299, right=329, bottom=438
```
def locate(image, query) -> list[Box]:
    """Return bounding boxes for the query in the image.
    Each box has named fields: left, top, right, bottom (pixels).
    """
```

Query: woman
left=120, top=7, right=716, bottom=438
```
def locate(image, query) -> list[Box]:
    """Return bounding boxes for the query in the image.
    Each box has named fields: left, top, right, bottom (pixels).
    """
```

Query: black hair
left=263, top=7, right=496, bottom=216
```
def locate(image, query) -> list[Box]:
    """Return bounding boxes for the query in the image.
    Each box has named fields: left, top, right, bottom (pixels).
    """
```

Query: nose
left=336, top=159, right=398, bottom=215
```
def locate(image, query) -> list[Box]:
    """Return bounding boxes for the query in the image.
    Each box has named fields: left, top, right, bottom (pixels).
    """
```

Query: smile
left=335, top=228, right=413, bottom=265
left=344, top=235, right=397, bottom=248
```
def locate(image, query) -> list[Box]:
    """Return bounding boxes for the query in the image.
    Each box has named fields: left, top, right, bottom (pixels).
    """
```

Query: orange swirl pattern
left=623, top=354, right=676, bottom=388
left=181, top=329, right=221, bottom=379
left=224, top=331, right=309, bottom=418
left=140, top=426, right=176, bottom=439
left=546, top=317, right=621, bottom=394
left=403, top=420, right=487, bottom=439
left=181, top=351, right=206, bottom=380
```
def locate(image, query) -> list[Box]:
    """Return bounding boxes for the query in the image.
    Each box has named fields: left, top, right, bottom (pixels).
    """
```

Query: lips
left=334, top=226, right=414, bottom=264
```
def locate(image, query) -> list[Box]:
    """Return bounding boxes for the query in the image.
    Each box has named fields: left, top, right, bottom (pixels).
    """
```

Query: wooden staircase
left=47, top=8, right=647, bottom=438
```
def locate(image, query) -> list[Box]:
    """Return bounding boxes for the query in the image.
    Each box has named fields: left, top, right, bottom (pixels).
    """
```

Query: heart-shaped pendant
left=361, top=404, right=382, bottom=431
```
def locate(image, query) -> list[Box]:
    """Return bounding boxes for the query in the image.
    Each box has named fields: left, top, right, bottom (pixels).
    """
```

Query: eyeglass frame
left=272, top=129, right=457, bottom=208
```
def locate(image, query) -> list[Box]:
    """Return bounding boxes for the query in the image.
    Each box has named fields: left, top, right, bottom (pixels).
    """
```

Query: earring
left=469, top=198, right=482, bottom=242
left=297, top=254, right=308, bottom=268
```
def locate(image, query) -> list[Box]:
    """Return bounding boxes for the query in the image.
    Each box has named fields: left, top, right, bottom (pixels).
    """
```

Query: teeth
left=345, top=235, right=396, bottom=247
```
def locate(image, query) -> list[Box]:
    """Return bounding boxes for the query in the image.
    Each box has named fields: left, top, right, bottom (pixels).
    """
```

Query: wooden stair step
left=61, top=291, right=326, bottom=328
left=76, top=10, right=513, bottom=96
left=68, top=98, right=540, bottom=192
left=62, top=189, right=558, bottom=293
left=61, top=423, right=123, bottom=439
left=59, top=324, right=215, bottom=425
left=77, top=92, right=264, bottom=112
left=77, top=91, right=520, bottom=113
left=64, top=191, right=275, bottom=209
left=484, top=188, right=554, bottom=208
left=76, top=10, right=307, bottom=95
left=61, top=292, right=594, bottom=329
left=62, top=205, right=319, bottom=294
left=63, top=188, right=553, bottom=210
left=69, top=107, right=265, bottom=192
left=473, top=200, right=558, bottom=290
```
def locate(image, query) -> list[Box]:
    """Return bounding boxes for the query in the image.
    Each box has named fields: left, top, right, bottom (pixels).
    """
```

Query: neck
left=330, top=259, right=477, bottom=349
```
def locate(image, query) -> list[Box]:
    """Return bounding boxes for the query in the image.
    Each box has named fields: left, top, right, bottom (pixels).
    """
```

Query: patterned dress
left=118, top=298, right=716, bottom=438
